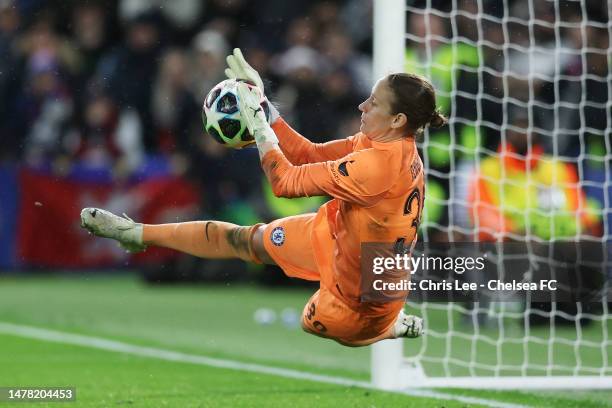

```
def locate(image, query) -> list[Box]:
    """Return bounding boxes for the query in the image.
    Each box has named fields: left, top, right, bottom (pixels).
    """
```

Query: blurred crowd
left=0, top=0, right=372, bottom=223
left=0, top=0, right=609, bottom=242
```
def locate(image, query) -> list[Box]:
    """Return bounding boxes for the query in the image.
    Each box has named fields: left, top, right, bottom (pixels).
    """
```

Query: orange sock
left=142, top=221, right=262, bottom=263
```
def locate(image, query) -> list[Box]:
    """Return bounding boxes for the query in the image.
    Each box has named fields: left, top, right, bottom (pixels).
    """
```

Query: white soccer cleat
left=80, top=207, right=146, bottom=253
left=393, top=310, right=424, bottom=339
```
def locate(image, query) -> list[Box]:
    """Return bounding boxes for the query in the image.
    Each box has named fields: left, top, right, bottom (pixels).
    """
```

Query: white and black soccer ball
left=202, top=79, right=271, bottom=149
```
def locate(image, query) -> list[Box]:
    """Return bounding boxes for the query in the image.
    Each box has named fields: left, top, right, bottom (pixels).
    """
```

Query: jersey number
left=394, top=186, right=424, bottom=255
left=305, top=302, right=327, bottom=332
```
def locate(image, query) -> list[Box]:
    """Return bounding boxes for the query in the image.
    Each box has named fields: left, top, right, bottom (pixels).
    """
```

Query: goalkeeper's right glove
left=236, top=82, right=279, bottom=147
left=225, top=48, right=280, bottom=124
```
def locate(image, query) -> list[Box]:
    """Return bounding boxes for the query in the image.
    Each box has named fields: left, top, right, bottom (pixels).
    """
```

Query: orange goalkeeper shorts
left=262, top=214, right=401, bottom=346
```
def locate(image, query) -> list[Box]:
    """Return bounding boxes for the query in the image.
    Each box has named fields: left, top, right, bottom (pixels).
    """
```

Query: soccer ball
left=202, top=79, right=270, bottom=149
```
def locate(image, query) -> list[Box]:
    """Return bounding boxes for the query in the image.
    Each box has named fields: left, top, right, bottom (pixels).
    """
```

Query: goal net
left=372, top=0, right=611, bottom=389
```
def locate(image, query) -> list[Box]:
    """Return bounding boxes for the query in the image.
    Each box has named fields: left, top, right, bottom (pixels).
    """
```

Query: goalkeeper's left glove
left=236, top=82, right=279, bottom=147
left=225, top=48, right=264, bottom=92
left=225, top=48, right=280, bottom=124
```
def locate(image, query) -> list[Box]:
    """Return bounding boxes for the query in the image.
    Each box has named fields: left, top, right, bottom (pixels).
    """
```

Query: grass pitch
left=2, top=334, right=462, bottom=408
left=0, top=274, right=610, bottom=407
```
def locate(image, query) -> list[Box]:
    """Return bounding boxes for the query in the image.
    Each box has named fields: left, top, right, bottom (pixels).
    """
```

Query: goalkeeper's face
left=358, top=78, right=405, bottom=139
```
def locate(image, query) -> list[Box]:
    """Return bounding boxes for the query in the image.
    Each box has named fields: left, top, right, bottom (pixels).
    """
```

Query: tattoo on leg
left=205, top=221, right=212, bottom=242
left=226, top=227, right=250, bottom=256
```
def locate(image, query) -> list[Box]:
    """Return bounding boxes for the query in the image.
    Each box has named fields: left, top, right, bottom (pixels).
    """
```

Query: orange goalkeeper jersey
left=263, top=119, right=425, bottom=311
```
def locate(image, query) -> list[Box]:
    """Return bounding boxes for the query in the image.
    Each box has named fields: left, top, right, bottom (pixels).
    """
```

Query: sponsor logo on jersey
left=270, top=226, right=285, bottom=246
left=338, top=160, right=355, bottom=177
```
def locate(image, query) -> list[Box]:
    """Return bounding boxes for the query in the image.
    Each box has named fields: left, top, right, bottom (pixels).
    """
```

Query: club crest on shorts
left=270, top=226, right=285, bottom=246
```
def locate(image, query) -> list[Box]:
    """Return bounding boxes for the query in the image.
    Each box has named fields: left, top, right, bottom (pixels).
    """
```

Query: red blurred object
left=17, top=169, right=200, bottom=268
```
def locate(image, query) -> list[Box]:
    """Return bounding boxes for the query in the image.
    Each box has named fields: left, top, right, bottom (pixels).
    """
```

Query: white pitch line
left=0, top=322, right=527, bottom=408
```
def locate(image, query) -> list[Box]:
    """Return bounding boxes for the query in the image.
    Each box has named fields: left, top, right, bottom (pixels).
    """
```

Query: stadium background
left=0, top=0, right=611, bottom=406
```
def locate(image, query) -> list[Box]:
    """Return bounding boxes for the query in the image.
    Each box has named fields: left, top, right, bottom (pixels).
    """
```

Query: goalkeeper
left=81, top=49, right=446, bottom=346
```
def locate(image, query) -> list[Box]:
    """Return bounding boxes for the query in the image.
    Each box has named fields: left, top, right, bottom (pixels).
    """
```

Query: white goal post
left=370, top=0, right=410, bottom=390
left=370, top=0, right=612, bottom=390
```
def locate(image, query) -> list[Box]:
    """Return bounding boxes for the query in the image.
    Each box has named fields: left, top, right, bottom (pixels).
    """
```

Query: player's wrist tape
left=254, top=125, right=279, bottom=145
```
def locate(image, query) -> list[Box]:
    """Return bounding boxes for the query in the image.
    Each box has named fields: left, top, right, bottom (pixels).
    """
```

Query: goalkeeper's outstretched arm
left=272, top=118, right=355, bottom=165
